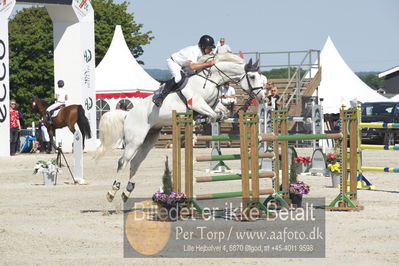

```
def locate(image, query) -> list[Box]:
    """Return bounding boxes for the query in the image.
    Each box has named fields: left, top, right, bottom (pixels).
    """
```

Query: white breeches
left=46, top=102, right=64, bottom=112
left=167, top=58, right=183, bottom=83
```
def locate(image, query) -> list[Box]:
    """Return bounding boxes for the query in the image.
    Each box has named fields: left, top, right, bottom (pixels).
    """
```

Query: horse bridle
left=196, top=58, right=263, bottom=104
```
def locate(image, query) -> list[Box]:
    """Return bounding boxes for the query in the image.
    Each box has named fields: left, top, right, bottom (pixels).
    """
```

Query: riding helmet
left=57, top=80, right=64, bottom=88
left=198, top=35, right=216, bottom=49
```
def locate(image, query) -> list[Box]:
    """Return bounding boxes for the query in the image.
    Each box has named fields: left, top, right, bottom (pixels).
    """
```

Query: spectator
left=264, top=81, right=274, bottom=97
left=267, top=87, right=280, bottom=109
left=214, top=37, right=232, bottom=54
left=18, top=111, right=25, bottom=128
left=9, top=99, right=21, bottom=155
left=220, top=82, right=237, bottom=116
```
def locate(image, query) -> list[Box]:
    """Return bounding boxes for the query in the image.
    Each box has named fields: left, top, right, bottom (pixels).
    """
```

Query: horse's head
left=30, top=96, right=46, bottom=113
left=197, top=54, right=265, bottom=102
left=239, top=58, right=266, bottom=103
left=30, top=96, right=38, bottom=112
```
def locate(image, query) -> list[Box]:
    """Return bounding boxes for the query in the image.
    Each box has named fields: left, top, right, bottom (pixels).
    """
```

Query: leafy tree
left=92, top=0, right=154, bottom=65
left=9, top=7, right=54, bottom=124
left=358, top=74, right=385, bottom=90
left=8, top=0, right=154, bottom=124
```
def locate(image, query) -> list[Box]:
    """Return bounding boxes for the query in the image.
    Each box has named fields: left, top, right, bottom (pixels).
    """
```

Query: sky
left=124, top=0, right=399, bottom=72
left=12, top=0, right=399, bottom=72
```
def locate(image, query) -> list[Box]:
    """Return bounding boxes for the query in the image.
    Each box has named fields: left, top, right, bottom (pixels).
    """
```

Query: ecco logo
left=0, top=39, right=7, bottom=123
left=84, top=49, right=92, bottom=63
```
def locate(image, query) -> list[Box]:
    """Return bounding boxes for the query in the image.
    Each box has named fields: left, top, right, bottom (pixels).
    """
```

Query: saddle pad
left=52, top=109, right=61, bottom=118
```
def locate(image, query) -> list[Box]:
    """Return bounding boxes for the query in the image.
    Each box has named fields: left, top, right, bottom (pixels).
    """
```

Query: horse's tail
left=94, top=109, right=128, bottom=160
left=77, top=105, right=92, bottom=144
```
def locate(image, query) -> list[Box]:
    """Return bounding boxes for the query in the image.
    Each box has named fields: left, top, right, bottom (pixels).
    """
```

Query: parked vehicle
left=361, top=102, right=399, bottom=145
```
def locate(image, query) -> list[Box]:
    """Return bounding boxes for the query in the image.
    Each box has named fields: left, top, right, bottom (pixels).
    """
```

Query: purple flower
left=289, top=182, right=310, bottom=196
left=152, top=191, right=188, bottom=205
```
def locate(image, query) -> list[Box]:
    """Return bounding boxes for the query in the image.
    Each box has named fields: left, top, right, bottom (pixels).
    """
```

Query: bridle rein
left=196, top=58, right=263, bottom=108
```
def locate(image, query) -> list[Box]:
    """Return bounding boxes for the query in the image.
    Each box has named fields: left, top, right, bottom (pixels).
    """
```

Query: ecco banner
left=0, top=0, right=15, bottom=157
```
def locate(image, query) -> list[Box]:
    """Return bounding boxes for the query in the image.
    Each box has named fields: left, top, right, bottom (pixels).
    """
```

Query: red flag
left=239, top=50, right=244, bottom=59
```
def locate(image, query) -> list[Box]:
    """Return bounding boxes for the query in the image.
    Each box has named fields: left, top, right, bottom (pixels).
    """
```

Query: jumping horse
left=96, top=53, right=266, bottom=202
left=31, top=96, right=92, bottom=150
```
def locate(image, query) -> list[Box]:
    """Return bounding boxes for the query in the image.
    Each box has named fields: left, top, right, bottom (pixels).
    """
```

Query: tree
left=9, top=7, right=54, bottom=124
left=8, top=0, right=154, bottom=124
left=358, top=74, right=385, bottom=90
left=92, top=0, right=154, bottom=65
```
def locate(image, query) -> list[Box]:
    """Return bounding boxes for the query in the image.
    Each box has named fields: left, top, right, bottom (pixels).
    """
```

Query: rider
left=152, top=35, right=217, bottom=107
left=46, top=80, right=68, bottom=124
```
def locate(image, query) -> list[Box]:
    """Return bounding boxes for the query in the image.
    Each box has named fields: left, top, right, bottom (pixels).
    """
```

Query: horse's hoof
left=121, top=192, right=129, bottom=202
left=106, top=191, right=114, bottom=202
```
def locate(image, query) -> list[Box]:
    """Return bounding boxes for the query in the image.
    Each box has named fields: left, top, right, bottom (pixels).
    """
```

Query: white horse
left=96, top=53, right=266, bottom=201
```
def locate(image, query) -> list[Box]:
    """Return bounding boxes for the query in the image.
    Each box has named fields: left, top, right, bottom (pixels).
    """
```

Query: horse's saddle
left=51, top=104, right=65, bottom=118
left=159, top=71, right=189, bottom=93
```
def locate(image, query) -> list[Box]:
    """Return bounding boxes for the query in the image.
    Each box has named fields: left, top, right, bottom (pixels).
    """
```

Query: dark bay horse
left=31, top=96, right=91, bottom=149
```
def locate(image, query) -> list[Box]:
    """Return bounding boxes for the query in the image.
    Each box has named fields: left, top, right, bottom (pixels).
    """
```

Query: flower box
left=33, top=159, right=62, bottom=186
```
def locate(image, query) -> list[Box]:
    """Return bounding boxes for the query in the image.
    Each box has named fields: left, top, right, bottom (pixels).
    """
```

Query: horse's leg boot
left=126, top=181, right=135, bottom=192
left=106, top=180, right=121, bottom=202
left=121, top=182, right=135, bottom=202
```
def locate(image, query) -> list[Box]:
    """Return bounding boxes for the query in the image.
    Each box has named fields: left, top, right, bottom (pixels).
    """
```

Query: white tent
left=388, top=93, right=399, bottom=101
left=315, top=37, right=387, bottom=113
left=96, top=25, right=159, bottom=103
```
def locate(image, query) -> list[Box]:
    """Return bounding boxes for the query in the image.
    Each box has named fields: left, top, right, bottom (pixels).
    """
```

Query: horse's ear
left=245, top=58, right=253, bottom=72
left=253, top=59, right=260, bottom=71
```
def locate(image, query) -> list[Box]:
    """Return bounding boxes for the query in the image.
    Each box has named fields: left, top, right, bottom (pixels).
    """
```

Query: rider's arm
left=54, top=93, right=58, bottom=100
left=188, top=60, right=215, bottom=71
left=65, top=94, right=68, bottom=101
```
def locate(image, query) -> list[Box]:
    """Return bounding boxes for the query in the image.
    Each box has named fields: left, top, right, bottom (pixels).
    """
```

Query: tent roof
left=378, top=65, right=399, bottom=78
left=316, top=37, right=387, bottom=113
left=388, top=93, right=399, bottom=101
left=96, top=25, right=159, bottom=94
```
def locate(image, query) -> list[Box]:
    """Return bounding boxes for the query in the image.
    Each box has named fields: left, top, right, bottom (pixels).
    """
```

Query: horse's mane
left=198, top=53, right=245, bottom=65
left=33, top=96, right=49, bottom=106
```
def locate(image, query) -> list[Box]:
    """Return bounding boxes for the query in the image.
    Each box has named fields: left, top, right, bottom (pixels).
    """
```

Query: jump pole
left=172, top=110, right=181, bottom=193
left=171, top=110, right=202, bottom=214
left=356, top=104, right=399, bottom=188
left=263, top=110, right=290, bottom=208
left=326, top=106, right=363, bottom=211
left=194, top=112, right=272, bottom=217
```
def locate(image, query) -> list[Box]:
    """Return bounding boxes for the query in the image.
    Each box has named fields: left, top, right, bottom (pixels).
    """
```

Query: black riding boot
left=152, top=78, right=177, bottom=107
left=46, top=111, right=53, bottom=125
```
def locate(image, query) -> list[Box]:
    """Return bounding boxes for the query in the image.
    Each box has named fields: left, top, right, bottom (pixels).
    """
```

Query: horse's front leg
left=191, top=98, right=218, bottom=122
left=214, top=102, right=229, bottom=120
left=48, top=128, right=55, bottom=153
left=121, top=128, right=161, bottom=202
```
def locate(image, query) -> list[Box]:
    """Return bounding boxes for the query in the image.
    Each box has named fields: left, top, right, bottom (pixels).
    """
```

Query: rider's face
left=203, top=47, right=213, bottom=54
